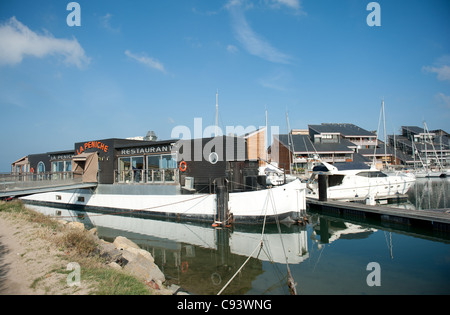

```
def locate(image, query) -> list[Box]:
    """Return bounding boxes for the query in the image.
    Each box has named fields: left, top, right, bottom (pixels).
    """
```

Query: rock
left=108, top=262, right=122, bottom=271
left=97, top=241, right=122, bottom=263
left=110, top=236, right=165, bottom=283
left=88, top=227, right=98, bottom=236
left=113, top=236, right=140, bottom=251
left=121, top=248, right=165, bottom=283
left=56, top=219, right=68, bottom=225
left=67, top=221, right=85, bottom=230
left=168, top=284, right=181, bottom=294
left=122, top=246, right=154, bottom=263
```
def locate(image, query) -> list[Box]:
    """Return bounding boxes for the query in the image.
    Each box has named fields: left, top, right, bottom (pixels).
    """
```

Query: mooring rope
left=216, top=187, right=273, bottom=295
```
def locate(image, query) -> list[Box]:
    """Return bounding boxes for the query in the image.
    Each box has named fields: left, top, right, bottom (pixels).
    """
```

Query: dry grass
left=0, top=200, right=154, bottom=295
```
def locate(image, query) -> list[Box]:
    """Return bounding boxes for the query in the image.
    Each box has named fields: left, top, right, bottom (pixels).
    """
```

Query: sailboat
left=413, top=122, right=447, bottom=178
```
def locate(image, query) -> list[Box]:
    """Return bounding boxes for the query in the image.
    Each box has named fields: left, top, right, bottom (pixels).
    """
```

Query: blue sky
left=0, top=0, right=449, bottom=171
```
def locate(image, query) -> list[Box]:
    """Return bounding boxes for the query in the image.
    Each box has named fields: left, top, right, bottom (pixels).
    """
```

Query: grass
left=0, top=200, right=154, bottom=295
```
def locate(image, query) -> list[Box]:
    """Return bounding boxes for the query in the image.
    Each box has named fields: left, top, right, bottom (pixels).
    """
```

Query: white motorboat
left=413, top=169, right=446, bottom=178
left=306, top=161, right=416, bottom=201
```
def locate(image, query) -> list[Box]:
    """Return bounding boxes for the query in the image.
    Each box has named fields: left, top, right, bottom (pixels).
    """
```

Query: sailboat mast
left=382, top=100, right=387, bottom=169
left=215, top=90, right=219, bottom=137
left=265, top=106, right=268, bottom=162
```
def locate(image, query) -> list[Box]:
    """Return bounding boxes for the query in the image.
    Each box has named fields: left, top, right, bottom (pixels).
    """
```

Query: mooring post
left=318, top=174, right=328, bottom=202
left=216, top=178, right=229, bottom=226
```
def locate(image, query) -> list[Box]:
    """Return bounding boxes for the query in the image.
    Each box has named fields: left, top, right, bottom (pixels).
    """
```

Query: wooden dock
left=0, top=182, right=97, bottom=199
left=306, top=197, right=450, bottom=233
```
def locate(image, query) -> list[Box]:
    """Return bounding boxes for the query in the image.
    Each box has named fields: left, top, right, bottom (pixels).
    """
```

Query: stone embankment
left=61, top=220, right=188, bottom=295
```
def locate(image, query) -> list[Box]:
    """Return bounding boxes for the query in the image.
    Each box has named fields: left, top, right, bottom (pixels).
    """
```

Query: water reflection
left=27, top=205, right=450, bottom=295
left=390, top=177, right=450, bottom=210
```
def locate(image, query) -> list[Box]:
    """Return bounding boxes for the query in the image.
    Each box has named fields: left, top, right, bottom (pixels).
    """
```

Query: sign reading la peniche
left=76, top=141, right=109, bottom=155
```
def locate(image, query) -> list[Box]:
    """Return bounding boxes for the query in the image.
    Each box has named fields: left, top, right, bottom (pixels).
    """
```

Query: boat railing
left=114, top=169, right=179, bottom=184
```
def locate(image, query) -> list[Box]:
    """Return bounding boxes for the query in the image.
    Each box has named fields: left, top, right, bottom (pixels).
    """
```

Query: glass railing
left=114, top=169, right=178, bottom=184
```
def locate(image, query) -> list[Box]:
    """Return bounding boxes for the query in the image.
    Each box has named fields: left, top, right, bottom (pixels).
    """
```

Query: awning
left=11, top=156, right=29, bottom=166
left=73, top=152, right=94, bottom=161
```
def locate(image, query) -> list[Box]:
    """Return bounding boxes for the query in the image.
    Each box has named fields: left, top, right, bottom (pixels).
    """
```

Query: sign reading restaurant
left=119, top=144, right=174, bottom=156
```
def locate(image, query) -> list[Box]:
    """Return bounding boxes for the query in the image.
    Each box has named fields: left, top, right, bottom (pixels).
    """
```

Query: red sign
left=76, top=141, right=109, bottom=155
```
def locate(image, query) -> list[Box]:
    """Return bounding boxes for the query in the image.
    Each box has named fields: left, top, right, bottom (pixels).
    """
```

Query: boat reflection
left=26, top=205, right=386, bottom=294
left=27, top=205, right=310, bottom=294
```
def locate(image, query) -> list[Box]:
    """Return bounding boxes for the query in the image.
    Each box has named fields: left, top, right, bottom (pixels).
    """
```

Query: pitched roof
left=308, top=123, right=375, bottom=137
left=276, top=134, right=354, bottom=153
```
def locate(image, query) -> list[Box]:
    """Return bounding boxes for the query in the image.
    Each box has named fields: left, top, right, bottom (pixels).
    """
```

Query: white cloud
left=125, top=50, right=166, bottom=73
left=227, top=2, right=292, bottom=64
left=227, top=44, right=239, bottom=54
left=268, top=0, right=303, bottom=12
left=100, top=13, right=121, bottom=33
left=423, top=65, right=450, bottom=82
left=0, top=16, right=90, bottom=68
left=436, top=92, right=450, bottom=108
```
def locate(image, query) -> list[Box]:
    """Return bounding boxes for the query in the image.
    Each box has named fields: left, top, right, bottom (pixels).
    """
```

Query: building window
left=51, top=161, right=71, bottom=172
left=117, top=154, right=177, bottom=184
left=118, top=156, right=144, bottom=183
left=147, top=154, right=177, bottom=183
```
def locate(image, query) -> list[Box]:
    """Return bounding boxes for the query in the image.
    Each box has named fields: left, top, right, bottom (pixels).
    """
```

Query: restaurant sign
left=76, top=141, right=109, bottom=155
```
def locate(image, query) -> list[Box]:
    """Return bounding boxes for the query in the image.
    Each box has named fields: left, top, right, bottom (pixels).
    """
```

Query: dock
left=306, top=197, right=450, bottom=233
left=0, top=173, right=97, bottom=199
left=0, top=182, right=98, bottom=199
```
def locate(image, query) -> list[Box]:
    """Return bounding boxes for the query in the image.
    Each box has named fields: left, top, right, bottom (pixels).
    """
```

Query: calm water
left=29, top=201, right=450, bottom=295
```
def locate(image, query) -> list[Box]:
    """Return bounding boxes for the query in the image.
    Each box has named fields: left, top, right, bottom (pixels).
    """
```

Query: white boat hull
left=307, top=175, right=415, bottom=201
left=20, top=180, right=307, bottom=224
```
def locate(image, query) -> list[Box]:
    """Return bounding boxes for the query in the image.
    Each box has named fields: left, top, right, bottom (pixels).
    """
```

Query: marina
left=25, top=188, right=450, bottom=295
left=2, top=120, right=450, bottom=296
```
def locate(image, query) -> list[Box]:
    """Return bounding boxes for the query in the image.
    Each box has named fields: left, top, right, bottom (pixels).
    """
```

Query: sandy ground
left=0, top=211, right=93, bottom=295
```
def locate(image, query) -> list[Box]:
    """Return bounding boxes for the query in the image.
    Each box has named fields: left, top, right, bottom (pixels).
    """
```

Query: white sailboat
left=413, top=122, right=447, bottom=178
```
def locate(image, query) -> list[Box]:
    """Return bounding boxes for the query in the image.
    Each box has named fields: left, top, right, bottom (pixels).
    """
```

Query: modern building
left=389, top=126, right=450, bottom=167
left=271, top=123, right=383, bottom=173
left=10, top=130, right=267, bottom=190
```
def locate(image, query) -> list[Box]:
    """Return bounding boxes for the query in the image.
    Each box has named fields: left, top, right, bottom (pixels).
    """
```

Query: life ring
left=179, top=161, right=187, bottom=172
left=181, top=261, right=189, bottom=273
left=30, top=168, right=34, bottom=173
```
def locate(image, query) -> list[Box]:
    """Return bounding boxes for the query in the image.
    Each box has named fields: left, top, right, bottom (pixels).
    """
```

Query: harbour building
left=271, top=123, right=398, bottom=173
left=389, top=126, right=450, bottom=168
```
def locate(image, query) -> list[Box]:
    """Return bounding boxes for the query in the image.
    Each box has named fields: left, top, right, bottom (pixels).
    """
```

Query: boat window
left=356, top=171, right=388, bottom=178
left=328, top=175, right=345, bottom=187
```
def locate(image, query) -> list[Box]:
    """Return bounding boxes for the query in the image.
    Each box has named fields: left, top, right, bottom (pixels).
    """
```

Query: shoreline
left=0, top=200, right=184, bottom=295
